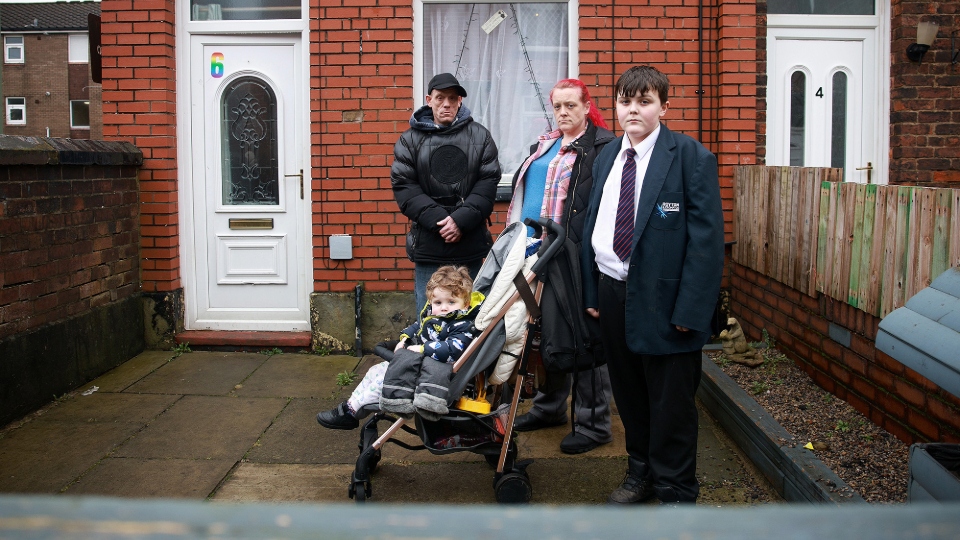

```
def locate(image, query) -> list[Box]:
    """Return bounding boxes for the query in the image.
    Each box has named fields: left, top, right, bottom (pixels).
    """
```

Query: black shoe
left=513, top=412, right=566, bottom=432
left=316, top=402, right=359, bottom=430
left=607, top=472, right=656, bottom=504
left=559, top=431, right=607, bottom=454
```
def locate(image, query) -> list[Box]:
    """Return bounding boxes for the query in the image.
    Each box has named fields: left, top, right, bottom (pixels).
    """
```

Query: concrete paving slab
left=246, top=398, right=358, bottom=464
left=212, top=463, right=356, bottom=502
left=113, top=396, right=286, bottom=460
left=0, top=421, right=144, bottom=493
left=0, top=451, right=92, bottom=493
left=66, top=457, right=236, bottom=499
left=89, top=350, right=177, bottom=393
left=234, top=354, right=361, bottom=399
left=126, top=352, right=267, bottom=396
left=23, top=393, right=180, bottom=427
left=513, top=401, right=629, bottom=459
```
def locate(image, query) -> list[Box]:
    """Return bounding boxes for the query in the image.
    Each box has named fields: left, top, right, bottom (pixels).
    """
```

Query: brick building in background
left=1, top=1, right=102, bottom=139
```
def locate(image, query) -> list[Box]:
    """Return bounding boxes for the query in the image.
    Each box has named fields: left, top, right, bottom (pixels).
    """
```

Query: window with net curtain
left=422, top=3, right=569, bottom=178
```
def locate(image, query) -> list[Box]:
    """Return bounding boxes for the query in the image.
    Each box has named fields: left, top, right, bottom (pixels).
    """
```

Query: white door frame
left=175, top=3, right=312, bottom=331
left=767, top=3, right=890, bottom=184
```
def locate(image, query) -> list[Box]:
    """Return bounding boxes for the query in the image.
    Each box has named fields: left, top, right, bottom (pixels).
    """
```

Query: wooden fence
left=732, top=165, right=960, bottom=318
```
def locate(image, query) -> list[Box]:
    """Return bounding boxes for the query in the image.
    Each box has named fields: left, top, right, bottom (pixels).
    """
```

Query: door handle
left=855, top=162, right=872, bottom=184
left=284, top=169, right=304, bottom=199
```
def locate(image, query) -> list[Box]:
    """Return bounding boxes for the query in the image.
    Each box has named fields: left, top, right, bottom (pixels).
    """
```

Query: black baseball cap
left=427, top=73, right=467, bottom=97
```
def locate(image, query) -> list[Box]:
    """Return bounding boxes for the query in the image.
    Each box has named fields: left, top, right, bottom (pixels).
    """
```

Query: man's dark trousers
left=598, top=273, right=702, bottom=503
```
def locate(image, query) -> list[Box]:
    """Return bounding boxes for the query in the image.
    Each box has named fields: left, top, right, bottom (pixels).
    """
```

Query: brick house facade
left=96, top=1, right=959, bottom=443
left=0, top=1, right=102, bottom=140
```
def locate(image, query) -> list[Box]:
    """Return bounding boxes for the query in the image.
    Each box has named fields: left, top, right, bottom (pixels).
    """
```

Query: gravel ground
left=706, top=346, right=909, bottom=503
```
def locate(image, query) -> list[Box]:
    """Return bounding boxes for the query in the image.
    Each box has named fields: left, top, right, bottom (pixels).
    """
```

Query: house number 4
left=815, top=87, right=824, bottom=98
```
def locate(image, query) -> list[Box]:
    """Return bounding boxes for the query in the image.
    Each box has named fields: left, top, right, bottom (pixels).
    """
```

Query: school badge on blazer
left=650, top=192, right=683, bottom=230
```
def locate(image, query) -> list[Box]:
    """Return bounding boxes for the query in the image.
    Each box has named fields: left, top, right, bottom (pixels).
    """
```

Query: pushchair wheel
left=494, top=472, right=532, bottom=503
left=349, top=479, right=371, bottom=502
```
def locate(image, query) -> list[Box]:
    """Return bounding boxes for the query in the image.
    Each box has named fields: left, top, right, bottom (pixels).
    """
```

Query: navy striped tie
left=612, top=148, right=638, bottom=260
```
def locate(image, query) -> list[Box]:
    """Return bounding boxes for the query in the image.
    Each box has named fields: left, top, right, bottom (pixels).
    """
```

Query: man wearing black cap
left=392, top=73, right=501, bottom=313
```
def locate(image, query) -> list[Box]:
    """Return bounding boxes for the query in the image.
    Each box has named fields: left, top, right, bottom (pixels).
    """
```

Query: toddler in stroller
left=317, top=219, right=567, bottom=503
left=316, top=265, right=484, bottom=429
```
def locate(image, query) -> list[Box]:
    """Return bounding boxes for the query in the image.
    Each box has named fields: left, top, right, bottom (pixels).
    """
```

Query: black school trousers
left=598, top=273, right=702, bottom=503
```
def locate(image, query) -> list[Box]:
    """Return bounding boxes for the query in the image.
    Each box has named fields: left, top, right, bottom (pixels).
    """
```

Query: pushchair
left=346, top=218, right=566, bottom=504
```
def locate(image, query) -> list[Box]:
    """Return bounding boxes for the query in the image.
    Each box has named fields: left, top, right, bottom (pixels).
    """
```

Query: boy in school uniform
left=580, top=65, right=724, bottom=505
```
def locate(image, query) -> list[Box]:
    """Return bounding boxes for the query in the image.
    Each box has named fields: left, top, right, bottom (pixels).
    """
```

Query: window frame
left=6, top=97, right=26, bottom=125
left=4, top=35, right=24, bottom=64
left=70, top=100, right=91, bottom=129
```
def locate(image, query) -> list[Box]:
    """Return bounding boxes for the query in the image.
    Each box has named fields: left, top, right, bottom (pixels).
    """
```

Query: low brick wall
left=730, top=262, right=960, bottom=444
left=0, top=136, right=145, bottom=426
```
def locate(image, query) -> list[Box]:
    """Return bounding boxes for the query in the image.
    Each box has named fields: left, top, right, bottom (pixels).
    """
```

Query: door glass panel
left=789, top=71, right=806, bottom=166
left=830, top=72, right=848, bottom=169
left=221, top=76, right=279, bottom=206
left=191, top=0, right=300, bottom=21
left=768, top=0, right=874, bottom=15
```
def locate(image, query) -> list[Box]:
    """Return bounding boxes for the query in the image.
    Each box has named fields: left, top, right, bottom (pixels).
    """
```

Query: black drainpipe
left=698, top=0, right=704, bottom=143
left=355, top=283, right=363, bottom=357
left=611, top=0, right=617, bottom=134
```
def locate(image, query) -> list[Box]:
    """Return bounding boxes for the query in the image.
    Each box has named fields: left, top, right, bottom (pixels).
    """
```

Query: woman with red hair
left=505, top=79, right=615, bottom=455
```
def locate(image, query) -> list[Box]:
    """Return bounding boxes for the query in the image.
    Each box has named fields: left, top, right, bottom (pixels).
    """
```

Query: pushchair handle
left=525, top=218, right=565, bottom=275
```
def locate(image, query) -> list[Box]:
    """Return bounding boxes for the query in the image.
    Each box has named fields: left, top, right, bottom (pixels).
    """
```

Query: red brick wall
left=754, top=1, right=767, bottom=165
left=313, top=0, right=415, bottom=294
left=730, top=262, right=960, bottom=444
left=890, top=1, right=960, bottom=186
left=0, top=160, right=141, bottom=342
left=100, top=0, right=179, bottom=294
left=315, top=0, right=753, bottom=293
left=100, top=1, right=753, bottom=296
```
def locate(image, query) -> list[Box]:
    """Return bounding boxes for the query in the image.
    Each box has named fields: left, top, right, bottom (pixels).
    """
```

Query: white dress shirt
left=592, top=123, right=661, bottom=281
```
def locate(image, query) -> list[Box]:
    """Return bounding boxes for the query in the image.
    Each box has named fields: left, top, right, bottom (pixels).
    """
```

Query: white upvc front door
left=767, top=3, right=889, bottom=184
left=182, top=34, right=310, bottom=331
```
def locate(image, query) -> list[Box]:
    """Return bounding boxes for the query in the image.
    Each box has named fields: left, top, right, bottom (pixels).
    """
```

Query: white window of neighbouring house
left=6, top=97, right=26, bottom=125
left=189, top=0, right=301, bottom=21
left=4, top=35, right=24, bottom=64
left=71, top=100, right=91, bottom=129
left=69, top=33, right=89, bottom=63
left=417, top=1, right=575, bottom=178
left=768, top=0, right=874, bottom=14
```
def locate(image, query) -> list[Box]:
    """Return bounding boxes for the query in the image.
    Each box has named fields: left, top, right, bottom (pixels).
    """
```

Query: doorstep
left=175, top=330, right=312, bottom=350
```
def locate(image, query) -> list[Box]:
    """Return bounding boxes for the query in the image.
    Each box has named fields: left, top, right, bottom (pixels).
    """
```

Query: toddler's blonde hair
left=426, top=266, right=473, bottom=305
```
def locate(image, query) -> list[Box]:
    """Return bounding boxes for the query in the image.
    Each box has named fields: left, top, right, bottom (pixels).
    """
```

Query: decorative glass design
left=830, top=72, right=848, bottom=169
left=789, top=71, right=806, bottom=167
left=768, top=0, right=874, bottom=15
left=221, top=76, right=279, bottom=206
left=190, top=0, right=301, bottom=21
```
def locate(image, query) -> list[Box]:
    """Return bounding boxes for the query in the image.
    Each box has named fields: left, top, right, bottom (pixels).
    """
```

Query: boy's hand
left=393, top=340, right=406, bottom=353
left=408, top=344, right=425, bottom=353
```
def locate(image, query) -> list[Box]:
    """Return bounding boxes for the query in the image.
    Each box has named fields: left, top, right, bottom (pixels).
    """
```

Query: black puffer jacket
left=392, top=104, right=500, bottom=264
left=511, top=120, right=615, bottom=245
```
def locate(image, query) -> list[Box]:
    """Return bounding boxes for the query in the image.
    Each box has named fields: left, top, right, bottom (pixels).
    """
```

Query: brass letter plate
left=229, top=218, right=274, bottom=230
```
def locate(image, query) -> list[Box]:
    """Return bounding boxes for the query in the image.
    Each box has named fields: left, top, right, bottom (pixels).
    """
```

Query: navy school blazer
left=581, top=124, right=724, bottom=355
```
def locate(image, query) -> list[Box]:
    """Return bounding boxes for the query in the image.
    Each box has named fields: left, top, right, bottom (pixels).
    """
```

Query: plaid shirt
left=506, top=128, right=587, bottom=228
